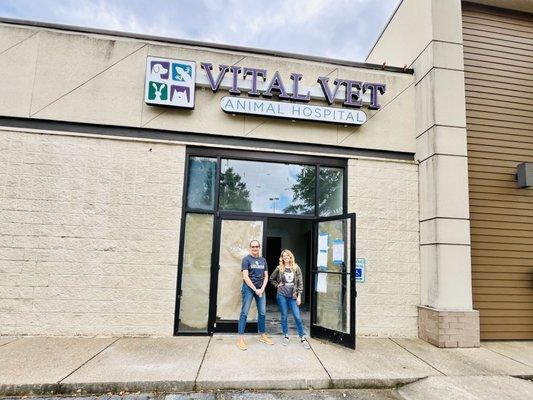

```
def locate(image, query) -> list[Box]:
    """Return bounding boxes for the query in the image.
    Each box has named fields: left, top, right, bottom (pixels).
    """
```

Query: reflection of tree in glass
left=220, top=167, right=252, bottom=211
left=283, top=167, right=342, bottom=215
left=318, top=168, right=343, bottom=216
left=283, top=167, right=316, bottom=214
left=193, top=158, right=215, bottom=207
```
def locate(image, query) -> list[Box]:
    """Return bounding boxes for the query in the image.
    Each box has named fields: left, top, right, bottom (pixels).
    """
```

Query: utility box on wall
left=517, top=163, right=533, bottom=188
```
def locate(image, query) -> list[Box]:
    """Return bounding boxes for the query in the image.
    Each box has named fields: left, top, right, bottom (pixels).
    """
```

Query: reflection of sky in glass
left=221, top=159, right=314, bottom=214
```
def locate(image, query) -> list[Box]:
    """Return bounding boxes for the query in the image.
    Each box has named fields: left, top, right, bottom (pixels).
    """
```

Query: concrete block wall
left=348, top=158, right=419, bottom=337
left=418, top=305, right=480, bottom=348
left=0, top=129, right=185, bottom=336
left=367, top=0, right=478, bottom=347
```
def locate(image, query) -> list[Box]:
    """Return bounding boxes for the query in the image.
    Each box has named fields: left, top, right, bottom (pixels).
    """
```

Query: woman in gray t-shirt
left=269, top=249, right=310, bottom=349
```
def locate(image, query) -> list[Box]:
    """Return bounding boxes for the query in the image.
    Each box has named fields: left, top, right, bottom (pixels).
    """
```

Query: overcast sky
left=0, top=0, right=401, bottom=62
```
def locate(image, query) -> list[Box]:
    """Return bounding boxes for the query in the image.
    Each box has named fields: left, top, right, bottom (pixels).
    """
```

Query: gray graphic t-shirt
left=241, top=255, right=267, bottom=289
left=278, top=267, right=295, bottom=298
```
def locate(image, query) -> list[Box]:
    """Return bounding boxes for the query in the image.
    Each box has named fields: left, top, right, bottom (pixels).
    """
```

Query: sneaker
left=237, top=337, right=247, bottom=351
left=282, top=336, right=290, bottom=346
left=301, top=337, right=311, bottom=350
left=259, top=333, right=274, bottom=345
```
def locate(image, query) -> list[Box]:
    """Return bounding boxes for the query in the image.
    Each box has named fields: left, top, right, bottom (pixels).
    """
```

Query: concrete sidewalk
left=0, top=335, right=532, bottom=399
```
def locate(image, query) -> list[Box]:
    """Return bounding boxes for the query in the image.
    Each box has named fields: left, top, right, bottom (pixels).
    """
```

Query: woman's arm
left=269, top=266, right=280, bottom=288
left=295, top=266, right=304, bottom=295
left=242, top=270, right=257, bottom=291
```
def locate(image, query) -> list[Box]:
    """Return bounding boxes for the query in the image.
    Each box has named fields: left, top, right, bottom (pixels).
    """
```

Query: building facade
left=0, top=0, right=530, bottom=347
left=367, top=0, right=532, bottom=344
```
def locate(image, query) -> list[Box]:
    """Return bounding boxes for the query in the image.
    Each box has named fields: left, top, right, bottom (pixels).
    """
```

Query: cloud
left=0, top=0, right=401, bottom=61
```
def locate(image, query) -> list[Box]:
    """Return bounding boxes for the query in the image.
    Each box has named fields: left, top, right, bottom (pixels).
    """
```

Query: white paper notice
left=318, top=233, right=328, bottom=251
left=316, top=273, right=327, bottom=293
left=332, top=240, right=344, bottom=264
left=317, top=251, right=328, bottom=269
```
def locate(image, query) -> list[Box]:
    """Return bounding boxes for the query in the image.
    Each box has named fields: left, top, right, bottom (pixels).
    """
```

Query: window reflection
left=319, top=167, right=343, bottom=216
left=220, top=159, right=315, bottom=215
left=186, top=157, right=216, bottom=210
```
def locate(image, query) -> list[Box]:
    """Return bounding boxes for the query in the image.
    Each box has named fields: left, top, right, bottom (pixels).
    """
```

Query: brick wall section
left=0, top=130, right=184, bottom=336
left=348, top=158, right=419, bottom=337
left=418, top=305, right=480, bottom=348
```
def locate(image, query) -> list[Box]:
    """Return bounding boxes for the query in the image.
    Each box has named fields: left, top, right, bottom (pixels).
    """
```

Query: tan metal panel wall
left=462, top=3, right=533, bottom=340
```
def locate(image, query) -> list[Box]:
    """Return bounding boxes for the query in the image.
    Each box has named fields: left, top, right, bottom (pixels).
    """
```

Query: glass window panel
left=178, top=213, right=213, bottom=332
left=319, top=167, right=343, bottom=216
left=219, top=159, right=315, bottom=215
left=186, top=157, right=217, bottom=210
left=315, top=272, right=351, bottom=333
left=316, top=219, right=349, bottom=274
left=217, top=219, right=263, bottom=321
left=314, top=218, right=351, bottom=333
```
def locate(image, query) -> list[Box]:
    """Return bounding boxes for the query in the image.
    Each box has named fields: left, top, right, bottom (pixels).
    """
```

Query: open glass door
left=210, top=215, right=265, bottom=333
left=310, top=214, right=356, bottom=348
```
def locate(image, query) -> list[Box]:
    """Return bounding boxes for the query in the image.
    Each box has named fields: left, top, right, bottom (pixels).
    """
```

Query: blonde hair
left=278, top=249, right=297, bottom=273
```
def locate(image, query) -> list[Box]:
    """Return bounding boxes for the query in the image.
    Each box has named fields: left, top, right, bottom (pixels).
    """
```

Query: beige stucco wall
left=0, top=23, right=415, bottom=155
left=348, top=158, right=419, bottom=337
left=0, top=21, right=422, bottom=338
left=0, top=129, right=185, bottom=335
left=368, top=0, right=475, bottom=319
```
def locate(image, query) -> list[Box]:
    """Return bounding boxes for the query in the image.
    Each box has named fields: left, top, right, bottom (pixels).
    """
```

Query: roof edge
left=0, top=16, right=414, bottom=75
left=365, top=0, right=405, bottom=62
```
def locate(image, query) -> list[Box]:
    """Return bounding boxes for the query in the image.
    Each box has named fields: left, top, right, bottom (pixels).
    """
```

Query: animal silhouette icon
left=151, top=63, right=168, bottom=78
left=151, top=82, right=164, bottom=100
left=174, top=65, right=193, bottom=84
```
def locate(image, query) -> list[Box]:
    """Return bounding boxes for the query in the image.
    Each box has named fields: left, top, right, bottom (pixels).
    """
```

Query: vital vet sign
left=145, top=57, right=387, bottom=126
left=145, top=57, right=196, bottom=109
left=220, top=97, right=367, bottom=125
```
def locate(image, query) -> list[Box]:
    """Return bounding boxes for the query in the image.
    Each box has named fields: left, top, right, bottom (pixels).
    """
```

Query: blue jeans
left=276, top=293, right=305, bottom=337
left=238, top=284, right=266, bottom=334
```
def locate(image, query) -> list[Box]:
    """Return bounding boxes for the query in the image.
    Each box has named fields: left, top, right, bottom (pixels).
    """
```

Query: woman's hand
left=296, top=295, right=301, bottom=306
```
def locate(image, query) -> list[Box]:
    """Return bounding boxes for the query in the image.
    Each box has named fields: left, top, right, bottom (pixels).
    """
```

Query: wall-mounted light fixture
left=517, top=163, right=532, bottom=188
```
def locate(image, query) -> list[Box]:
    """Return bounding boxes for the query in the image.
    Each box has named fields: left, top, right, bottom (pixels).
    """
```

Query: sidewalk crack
left=309, top=340, right=333, bottom=388
left=57, top=337, right=121, bottom=386
left=193, top=335, right=212, bottom=390
left=389, top=338, right=446, bottom=376
left=482, top=345, right=533, bottom=369
left=0, top=338, right=19, bottom=348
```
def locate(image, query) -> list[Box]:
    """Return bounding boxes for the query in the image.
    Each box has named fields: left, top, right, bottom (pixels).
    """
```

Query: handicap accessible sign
left=355, top=258, right=365, bottom=283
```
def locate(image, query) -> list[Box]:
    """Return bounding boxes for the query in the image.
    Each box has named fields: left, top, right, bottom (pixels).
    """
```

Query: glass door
left=210, top=215, right=266, bottom=333
left=310, top=214, right=356, bottom=348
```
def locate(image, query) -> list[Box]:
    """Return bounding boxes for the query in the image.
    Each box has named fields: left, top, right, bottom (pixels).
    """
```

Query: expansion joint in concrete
left=58, top=337, right=121, bottom=384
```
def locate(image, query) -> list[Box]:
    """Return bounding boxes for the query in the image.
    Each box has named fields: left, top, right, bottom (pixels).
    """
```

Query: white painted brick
left=349, top=159, right=419, bottom=338
left=0, top=130, right=185, bottom=336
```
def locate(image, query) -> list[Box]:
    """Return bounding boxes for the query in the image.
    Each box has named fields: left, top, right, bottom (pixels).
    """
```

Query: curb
left=0, top=377, right=424, bottom=396
left=0, top=383, right=60, bottom=397
left=331, top=377, right=423, bottom=389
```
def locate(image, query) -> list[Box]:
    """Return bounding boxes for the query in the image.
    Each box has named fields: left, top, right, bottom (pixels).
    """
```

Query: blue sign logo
left=355, top=258, right=365, bottom=283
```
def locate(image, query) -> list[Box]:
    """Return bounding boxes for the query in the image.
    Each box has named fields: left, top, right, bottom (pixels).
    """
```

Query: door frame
left=310, top=213, right=356, bottom=348
left=174, top=146, right=348, bottom=336
left=209, top=213, right=267, bottom=334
